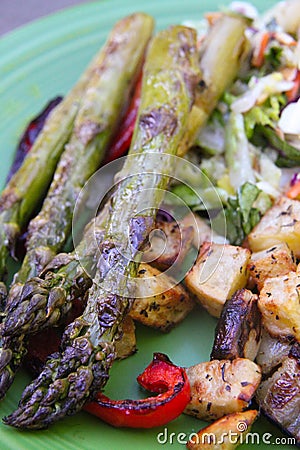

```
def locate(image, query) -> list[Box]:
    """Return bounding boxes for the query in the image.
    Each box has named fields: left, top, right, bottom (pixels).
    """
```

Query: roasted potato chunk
left=181, top=212, right=226, bottom=249
left=256, top=343, right=300, bottom=445
left=187, top=410, right=258, bottom=449
left=255, top=328, right=294, bottom=375
left=185, top=242, right=250, bottom=317
left=130, top=264, right=194, bottom=332
left=248, top=197, right=300, bottom=258
left=142, top=219, right=194, bottom=271
left=258, top=271, right=300, bottom=341
left=211, top=289, right=261, bottom=361
left=184, top=358, right=261, bottom=421
left=115, top=315, right=136, bottom=360
left=248, top=243, right=296, bottom=291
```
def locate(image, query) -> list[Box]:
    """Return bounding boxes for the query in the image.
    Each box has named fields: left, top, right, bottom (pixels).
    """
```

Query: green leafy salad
left=171, top=0, right=300, bottom=244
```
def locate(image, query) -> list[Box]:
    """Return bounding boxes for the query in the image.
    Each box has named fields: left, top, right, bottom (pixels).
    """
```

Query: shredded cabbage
left=225, top=112, right=255, bottom=189
left=231, top=73, right=293, bottom=113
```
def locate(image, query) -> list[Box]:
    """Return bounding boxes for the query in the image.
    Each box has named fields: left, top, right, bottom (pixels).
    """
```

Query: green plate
left=0, top=1, right=297, bottom=449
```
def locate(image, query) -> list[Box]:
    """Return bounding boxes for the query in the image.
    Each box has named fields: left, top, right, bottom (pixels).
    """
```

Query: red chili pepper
left=104, top=73, right=142, bottom=163
left=84, top=352, right=190, bottom=428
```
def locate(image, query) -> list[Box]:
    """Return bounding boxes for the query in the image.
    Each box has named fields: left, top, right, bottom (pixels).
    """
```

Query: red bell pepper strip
left=6, top=96, right=63, bottom=182
left=84, top=352, right=190, bottom=428
left=8, top=71, right=141, bottom=180
left=104, top=72, right=142, bottom=163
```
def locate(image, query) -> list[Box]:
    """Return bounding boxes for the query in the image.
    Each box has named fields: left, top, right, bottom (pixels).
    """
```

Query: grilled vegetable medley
left=0, top=1, right=300, bottom=448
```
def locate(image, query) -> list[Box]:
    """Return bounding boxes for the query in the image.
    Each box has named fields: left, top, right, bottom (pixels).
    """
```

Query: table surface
left=0, top=0, right=89, bottom=36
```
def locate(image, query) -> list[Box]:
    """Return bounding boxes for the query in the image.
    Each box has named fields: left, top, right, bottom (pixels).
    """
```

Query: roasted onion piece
left=256, top=343, right=300, bottom=444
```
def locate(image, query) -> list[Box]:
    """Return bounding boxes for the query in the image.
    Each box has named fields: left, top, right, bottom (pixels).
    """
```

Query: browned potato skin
left=184, top=358, right=261, bottom=421
left=114, top=315, right=136, bottom=360
left=181, top=213, right=226, bottom=249
left=185, top=242, right=250, bottom=317
left=248, top=197, right=300, bottom=258
left=248, top=243, right=296, bottom=291
left=181, top=212, right=212, bottom=249
left=258, top=271, right=300, bottom=341
left=211, top=289, right=261, bottom=361
left=130, top=264, right=194, bottom=332
left=142, top=219, right=194, bottom=271
left=255, top=328, right=294, bottom=376
left=256, top=343, right=300, bottom=445
left=187, top=410, right=259, bottom=449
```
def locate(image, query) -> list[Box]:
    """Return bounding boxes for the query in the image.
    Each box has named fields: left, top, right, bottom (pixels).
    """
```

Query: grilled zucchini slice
left=255, top=328, right=294, bottom=375
left=256, top=343, right=300, bottom=445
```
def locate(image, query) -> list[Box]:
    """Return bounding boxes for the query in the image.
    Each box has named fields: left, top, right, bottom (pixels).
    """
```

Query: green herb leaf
left=264, top=46, right=283, bottom=70
left=244, top=95, right=284, bottom=139
left=216, top=182, right=266, bottom=245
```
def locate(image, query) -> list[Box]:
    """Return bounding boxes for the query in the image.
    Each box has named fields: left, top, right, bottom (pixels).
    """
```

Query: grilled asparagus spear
left=3, top=25, right=200, bottom=429
left=178, top=14, right=248, bottom=155
left=13, top=12, right=153, bottom=285
left=4, top=12, right=154, bottom=314
left=0, top=13, right=154, bottom=400
left=0, top=24, right=124, bottom=280
left=0, top=211, right=107, bottom=400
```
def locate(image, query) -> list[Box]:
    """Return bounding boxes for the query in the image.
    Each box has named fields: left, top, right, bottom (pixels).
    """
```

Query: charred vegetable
left=210, top=289, right=261, bottom=361
left=104, top=72, right=142, bottom=163
left=0, top=205, right=108, bottom=400
left=142, top=219, right=194, bottom=271
left=187, top=410, right=259, bottom=449
left=24, top=313, right=136, bottom=377
left=130, top=264, right=194, bottom=332
left=256, top=343, right=300, bottom=445
left=13, top=13, right=153, bottom=285
left=184, top=358, right=261, bottom=421
left=3, top=24, right=200, bottom=429
left=0, top=27, right=125, bottom=280
left=84, top=353, right=190, bottom=428
left=255, top=328, right=294, bottom=376
left=0, top=12, right=153, bottom=400
left=248, top=243, right=296, bottom=291
left=185, top=242, right=250, bottom=317
left=6, top=97, right=63, bottom=183
left=258, top=270, right=300, bottom=341
left=178, top=14, right=248, bottom=155
left=248, top=197, right=300, bottom=258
